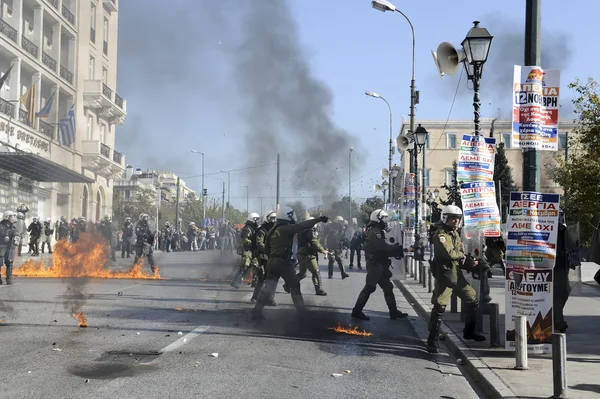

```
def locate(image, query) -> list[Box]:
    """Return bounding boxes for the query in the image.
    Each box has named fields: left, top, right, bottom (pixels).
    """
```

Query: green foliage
left=549, top=77, right=600, bottom=244
left=359, top=196, right=385, bottom=225
left=112, top=188, right=159, bottom=228
left=440, top=161, right=462, bottom=210
left=494, top=142, right=518, bottom=222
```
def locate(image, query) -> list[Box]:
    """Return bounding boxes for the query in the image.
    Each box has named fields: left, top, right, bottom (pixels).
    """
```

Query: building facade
left=0, top=0, right=126, bottom=222
left=114, top=166, right=196, bottom=204
left=395, top=118, right=577, bottom=201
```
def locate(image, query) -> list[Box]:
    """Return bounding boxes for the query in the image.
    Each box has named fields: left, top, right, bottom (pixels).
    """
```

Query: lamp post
left=349, top=147, right=353, bottom=220
left=191, top=150, right=205, bottom=223
left=390, top=165, right=400, bottom=204
left=241, top=184, right=249, bottom=214
left=412, top=124, right=429, bottom=262
left=365, top=91, right=393, bottom=203
left=381, top=180, right=389, bottom=203
left=371, top=0, right=417, bottom=175
left=220, top=170, right=230, bottom=219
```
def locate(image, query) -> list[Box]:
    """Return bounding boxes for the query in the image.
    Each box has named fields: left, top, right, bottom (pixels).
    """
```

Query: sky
left=115, top=0, right=593, bottom=214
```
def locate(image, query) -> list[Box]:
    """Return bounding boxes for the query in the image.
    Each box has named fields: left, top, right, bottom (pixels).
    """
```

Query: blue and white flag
left=36, top=91, right=55, bottom=118
left=58, top=103, right=75, bottom=146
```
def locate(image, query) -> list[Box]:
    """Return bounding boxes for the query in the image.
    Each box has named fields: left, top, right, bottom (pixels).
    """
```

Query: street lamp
left=390, top=165, right=400, bottom=204
left=371, top=0, right=418, bottom=176
left=381, top=180, right=389, bottom=203
left=365, top=90, right=393, bottom=203
left=411, top=124, right=429, bottom=261
left=349, top=147, right=353, bottom=221
left=241, top=184, right=249, bottom=214
left=220, top=170, right=231, bottom=219
left=191, top=150, right=206, bottom=223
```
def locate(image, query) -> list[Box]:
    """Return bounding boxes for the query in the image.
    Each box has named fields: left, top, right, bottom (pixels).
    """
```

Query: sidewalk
left=396, top=268, right=600, bottom=399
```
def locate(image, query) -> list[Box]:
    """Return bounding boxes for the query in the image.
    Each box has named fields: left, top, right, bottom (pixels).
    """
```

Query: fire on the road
left=71, top=304, right=88, bottom=328
left=328, top=323, right=373, bottom=337
left=13, top=233, right=163, bottom=279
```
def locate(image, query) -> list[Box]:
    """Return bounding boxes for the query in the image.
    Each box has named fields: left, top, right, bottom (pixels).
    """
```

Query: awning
left=0, top=152, right=94, bottom=183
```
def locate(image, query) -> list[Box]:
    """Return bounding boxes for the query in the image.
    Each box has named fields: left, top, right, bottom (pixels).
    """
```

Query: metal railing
left=114, top=94, right=123, bottom=108
left=100, top=143, right=110, bottom=158
left=39, top=120, right=55, bottom=139
left=21, top=35, right=39, bottom=57
left=90, top=27, right=96, bottom=43
left=18, top=109, right=30, bottom=126
left=102, top=83, right=112, bottom=99
left=0, top=18, right=17, bottom=43
left=0, top=98, right=15, bottom=117
left=113, top=150, right=122, bottom=164
left=61, top=5, right=75, bottom=25
left=42, top=51, right=57, bottom=72
left=60, top=65, right=73, bottom=84
left=49, top=0, right=59, bottom=10
left=103, top=40, right=108, bottom=55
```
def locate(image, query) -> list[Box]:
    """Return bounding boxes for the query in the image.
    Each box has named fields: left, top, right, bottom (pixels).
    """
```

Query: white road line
left=242, top=293, right=253, bottom=302
left=0, top=284, right=17, bottom=288
left=159, top=325, right=211, bottom=353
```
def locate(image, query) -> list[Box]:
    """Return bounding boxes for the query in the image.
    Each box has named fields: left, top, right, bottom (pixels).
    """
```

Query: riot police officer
left=134, top=213, right=156, bottom=273
left=231, top=213, right=260, bottom=288
left=0, top=211, right=18, bottom=285
left=325, top=216, right=350, bottom=279
left=351, top=209, right=407, bottom=321
left=41, top=218, right=54, bottom=254
left=27, top=216, right=42, bottom=256
left=251, top=211, right=277, bottom=305
left=426, top=205, right=485, bottom=354
left=56, top=216, right=69, bottom=242
left=121, top=217, right=134, bottom=258
left=289, top=216, right=328, bottom=296
left=252, top=206, right=328, bottom=320
left=163, top=221, right=173, bottom=252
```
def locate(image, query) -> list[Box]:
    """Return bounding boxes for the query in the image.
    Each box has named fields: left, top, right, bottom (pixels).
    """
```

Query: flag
left=20, top=83, right=36, bottom=126
left=58, top=103, right=76, bottom=146
left=0, top=65, right=13, bottom=91
left=36, top=91, right=55, bottom=118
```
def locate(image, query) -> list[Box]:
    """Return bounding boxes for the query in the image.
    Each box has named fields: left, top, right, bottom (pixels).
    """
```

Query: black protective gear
left=351, top=291, right=372, bottom=320
left=427, top=305, right=445, bottom=354
left=463, top=302, right=486, bottom=342
left=319, top=216, right=329, bottom=223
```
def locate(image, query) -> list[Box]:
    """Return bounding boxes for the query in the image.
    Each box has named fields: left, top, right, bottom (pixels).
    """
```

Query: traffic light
left=202, top=189, right=207, bottom=196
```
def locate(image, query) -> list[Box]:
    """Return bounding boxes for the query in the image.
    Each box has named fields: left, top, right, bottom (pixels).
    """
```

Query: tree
left=359, top=196, right=385, bottom=225
left=494, top=142, right=518, bottom=222
left=440, top=161, right=462, bottom=210
left=549, top=77, right=600, bottom=244
left=112, top=187, right=158, bottom=228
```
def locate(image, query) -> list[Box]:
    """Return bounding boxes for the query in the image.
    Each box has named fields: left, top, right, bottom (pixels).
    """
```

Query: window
left=125, top=190, right=130, bottom=200
left=103, top=17, right=109, bottom=55
left=89, top=56, right=95, bottom=78
left=425, top=135, right=430, bottom=149
left=446, top=133, right=457, bottom=149
left=502, top=133, right=511, bottom=149
left=417, top=168, right=431, bottom=187
left=445, top=169, right=455, bottom=186
left=86, top=115, right=93, bottom=140
left=102, top=67, right=107, bottom=84
left=558, top=133, right=567, bottom=149
left=100, top=124, right=105, bottom=144
left=90, top=3, right=96, bottom=43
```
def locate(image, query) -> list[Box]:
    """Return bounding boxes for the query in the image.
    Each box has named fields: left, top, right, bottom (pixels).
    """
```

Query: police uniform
left=325, top=222, right=349, bottom=279
left=134, top=216, right=156, bottom=273
left=251, top=220, right=276, bottom=305
left=0, top=217, right=17, bottom=284
left=296, top=227, right=327, bottom=295
left=231, top=220, right=259, bottom=288
left=252, top=215, right=325, bottom=320
left=351, top=222, right=406, bottom=320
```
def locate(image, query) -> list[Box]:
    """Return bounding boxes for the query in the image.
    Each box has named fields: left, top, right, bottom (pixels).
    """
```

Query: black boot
left=5, top=263, right=12, bottom=285
left=384, top=291, right=408, bottom=320
left=313, top=271, right=327, bottom=296
left=351, top=290, right=371, bottom=320
left=290, top=287, right=307, bottom=315
left=338, top=259, right=350, bottom=279
left=426, top=306, right=445, bottom=354
left=253, top=279, right=277, bottom=320
left=463, top=303, right=486, bottom=342
left=230, top=267, right=246, bottom=289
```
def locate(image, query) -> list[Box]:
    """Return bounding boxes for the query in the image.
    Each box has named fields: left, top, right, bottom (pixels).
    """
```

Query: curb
left=394, top=278, right=518, bottom=399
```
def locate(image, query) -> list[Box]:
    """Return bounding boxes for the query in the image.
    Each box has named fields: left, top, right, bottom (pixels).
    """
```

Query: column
left=68, top=38, right=76, bottom=79
left=9, top=58, right=21, bottom=120
left=33, top=6, right=43, bottom=61
left=32, top=72, right=41, bottom=130
left=13, top=0, right=24, bottom=46
left=51, top=84, right=59, bottom=125
left=52, top=23, right=61, bottom=66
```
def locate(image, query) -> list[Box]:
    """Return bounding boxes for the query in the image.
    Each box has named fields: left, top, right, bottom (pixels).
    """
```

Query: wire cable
left=427, top=67, right=464, bottom=155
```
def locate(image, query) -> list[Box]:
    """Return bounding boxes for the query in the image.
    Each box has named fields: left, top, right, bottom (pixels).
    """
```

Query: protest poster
left=457, top=134, right=496, bottom=183
left=459, top=181, right=501, bottom=239
left=511, top=66, right=561, bottom=151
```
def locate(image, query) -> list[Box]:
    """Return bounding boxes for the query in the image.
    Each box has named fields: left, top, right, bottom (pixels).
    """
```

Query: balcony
left=81, top=140, right=125, bottom=178
left=0, top=98, right=15, bottom=117
left=48, top=0, right=59, bottom=10
left=82, top=80, right=127, bottom=124
left=38, top=120, right=55, bottom=139
left=18, top=109, right=30, bottom=126
left=60, top=65, right=73, bottom=84
left=42, top=51, right=57, bottom=72
left=21, top=35, right=38, bottom=58
left=103, top=0, right=118, bottom=12
left=0, top=18, right=17, bottom=43
left=62, top=5, right=76, bottom=26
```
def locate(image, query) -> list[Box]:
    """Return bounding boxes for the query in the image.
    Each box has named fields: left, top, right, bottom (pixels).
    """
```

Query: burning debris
left=71, top=304, right=88, bottom=328
left=328, top=323, right=373, bottom=337
left=13, top=233, right=163, bottom=279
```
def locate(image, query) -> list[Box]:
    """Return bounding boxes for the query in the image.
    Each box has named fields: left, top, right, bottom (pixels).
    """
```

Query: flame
left=13, top=233, right=164, bottom=279
left=328, top=323, right=373, bottom=337
left=71, top=304, right=87, bottom=328
left=175, top=307, right=183, bottom=311
left=243, top=270, right=254, bottom=284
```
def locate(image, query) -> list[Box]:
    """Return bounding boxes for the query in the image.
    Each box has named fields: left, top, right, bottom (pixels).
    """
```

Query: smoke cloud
left=230, top=0, right=365, bottom=203
left=431, top=13, right=574, bottom=120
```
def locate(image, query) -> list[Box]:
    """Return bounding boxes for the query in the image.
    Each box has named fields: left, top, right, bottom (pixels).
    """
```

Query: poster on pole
left=459, top=182, right=501, bottom=238
left=457, top=135, right=496, bottom=183
left=511, top=65, right=561, bottom=151
left=505, top=267, right=554, bottom=353
left=402, top=173, right=416, bottom=229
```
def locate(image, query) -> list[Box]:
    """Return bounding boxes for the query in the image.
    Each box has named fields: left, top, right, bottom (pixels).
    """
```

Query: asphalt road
left=0, top=250, right=484, bottom=399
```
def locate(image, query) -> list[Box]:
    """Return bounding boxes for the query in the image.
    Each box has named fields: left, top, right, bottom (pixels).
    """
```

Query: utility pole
left=221, top=181, right=225, bottom=220
left=175, top=176, right=181, bottom=250
left=522, top=0, right=541, bottom=192
left=276, top=153, right=281, bottom=210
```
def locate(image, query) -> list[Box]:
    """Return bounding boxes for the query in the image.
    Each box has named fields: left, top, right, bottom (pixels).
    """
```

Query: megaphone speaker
left=435, top=41, right=466, bottom=76
left=431, top=50, right=444, bottom=79
left=381, top=168, right=389, bottom=180
left=374, top=184, right=382, bottom=193
left=396, top=135, right=411, bottom=151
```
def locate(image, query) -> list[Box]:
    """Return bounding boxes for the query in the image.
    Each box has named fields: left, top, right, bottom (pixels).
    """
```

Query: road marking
left=159, top=325, right=211, bottom=353
left=0, top=284, right=18, bottom=288
left=242, top=293, right=253, bottom=302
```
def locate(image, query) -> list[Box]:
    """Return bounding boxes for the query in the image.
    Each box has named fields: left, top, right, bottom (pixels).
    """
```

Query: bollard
left=418, top=263, right=423, bottom=284
left=421, top=263, right=427, bottom=288
left=476, top=301, right=484, bottom=333
left=450, top=292, right=458, bottom=313
left=514, top=315, right=528, bottom=370
left=427, top=266, right=432, bottom=293
left=413, top=258, right=418, bottom=281
left=552, top=333, right=568, bottom=398
left=460, top=299, right=465, bottom=322
left=404, top=256, right=409, bottom=274
left=489, top=303, right=500, bottom=348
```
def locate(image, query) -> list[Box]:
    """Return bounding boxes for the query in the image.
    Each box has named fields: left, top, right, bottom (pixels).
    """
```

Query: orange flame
left=71, top=304, right=87, bottom=328
left=13, top=233, right=164, bottom=279
left=243, top=270, right=254, bottom=284
left=328, top=323, right=373, bottom=337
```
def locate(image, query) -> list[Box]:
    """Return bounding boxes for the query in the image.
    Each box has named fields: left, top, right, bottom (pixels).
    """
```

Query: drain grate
left=95, top=351, right=161, bottom=364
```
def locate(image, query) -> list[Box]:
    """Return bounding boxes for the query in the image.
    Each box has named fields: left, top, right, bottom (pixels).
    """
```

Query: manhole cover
left=95, top=351, right=161, bottom=364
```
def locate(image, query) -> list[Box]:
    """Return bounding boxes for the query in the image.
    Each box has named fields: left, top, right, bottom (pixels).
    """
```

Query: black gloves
left=319, top=216, right=329, bottom=223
